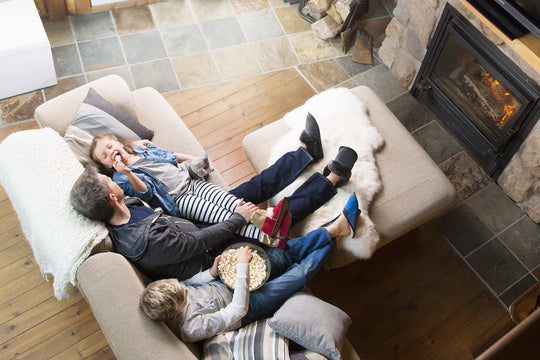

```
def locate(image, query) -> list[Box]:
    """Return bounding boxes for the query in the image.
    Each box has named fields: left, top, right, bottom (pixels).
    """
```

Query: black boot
left=323, top=146, right=358, bottom=187
left=299, top=112, right=323, bottom=161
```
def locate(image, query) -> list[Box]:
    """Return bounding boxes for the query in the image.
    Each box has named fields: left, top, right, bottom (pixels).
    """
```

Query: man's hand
left=236, top=246, right=252, bottom=264
left=235, top=199, right=258, bottom=222
left=209, top=255, right=221, bottom=278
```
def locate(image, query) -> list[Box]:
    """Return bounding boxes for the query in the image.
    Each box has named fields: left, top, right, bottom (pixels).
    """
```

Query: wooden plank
left=198, top=85, right=315, bottom=151
left=220, top=161, right=256, bottom=186
left=75, top=331, right=110, bottom=359
left=0, top=282, right=55, bottom=325
left=0, top=199, right=14, bottom=218
left=0, top=255, right=38, bottom=288
left=191, top=75, right=314, bottom=141
left=0, top=226, right=25, bottom=253
left=163, top=82, right=222, bottom=109
left=0, top=269, right=47, bottom=306
left=169, top=72, right=282, bottom=117
left=180, top=70, right=304, bottom=128
left=1, top=294, right=81, bottom=346
left=44, top=0, right=67, bottom=20
left=212, top=148, right=249, bottom=174
left=0, top=300, right=91, bottom=358
left=360, top=257, right=489, bottom=358
left=0, top=240, right=33, bottom=270
left=396, top=290, right=504, bottom=360
left=228, top=172, right=257, bottom=189
left=0, top=213, right=20, bottom=237
left=85, top=347, right=115, bottom=360
left=17, top=313, right=100, bottom=359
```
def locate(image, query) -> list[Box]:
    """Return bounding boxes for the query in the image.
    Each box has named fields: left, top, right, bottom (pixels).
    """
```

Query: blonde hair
left=140, top=279, right=186, bottom=321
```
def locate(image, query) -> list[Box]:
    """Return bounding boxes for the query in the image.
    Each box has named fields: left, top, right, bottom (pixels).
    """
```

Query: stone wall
left=377, top=0, right=540, bottom=222
left=498, top=122, right=540, bottom=222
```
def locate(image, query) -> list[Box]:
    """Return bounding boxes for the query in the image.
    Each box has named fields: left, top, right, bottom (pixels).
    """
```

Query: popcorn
left=115, top=154, right=121, bottom=162
left=218, top=248, right=267, bottom=291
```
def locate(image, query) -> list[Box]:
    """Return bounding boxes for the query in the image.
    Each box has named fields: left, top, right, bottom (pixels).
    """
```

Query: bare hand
left=235, top=199, right=258, bottom=222
left=209, top=255, right=221, bottom=278
left=236, top=246, right=252, bottom=264
left=113, top=158, right=131, bottom=175
left=127, top=139, right=153, bottom=150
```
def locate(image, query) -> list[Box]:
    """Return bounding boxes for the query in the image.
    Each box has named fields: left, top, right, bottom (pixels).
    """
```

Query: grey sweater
left=176, top=264, right=249, bottom=342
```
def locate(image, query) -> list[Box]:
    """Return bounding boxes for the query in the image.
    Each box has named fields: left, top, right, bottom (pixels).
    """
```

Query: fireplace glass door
left=412, top=4, right=540, bottom=177
left=431, top=32, right=523, bottom=147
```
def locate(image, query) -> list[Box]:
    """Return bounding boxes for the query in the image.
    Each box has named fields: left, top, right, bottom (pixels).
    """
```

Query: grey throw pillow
left=64, top=88, right=154, bottom=166
left=268, top=292, right=352, bottom=360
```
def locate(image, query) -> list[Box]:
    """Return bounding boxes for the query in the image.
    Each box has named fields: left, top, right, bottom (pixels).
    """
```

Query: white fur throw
left=268, top=88, right=384, bottom=267
left=0, top=128, right=109, bottom=299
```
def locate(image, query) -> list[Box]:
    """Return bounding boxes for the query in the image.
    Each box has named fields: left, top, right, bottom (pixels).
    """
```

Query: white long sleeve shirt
left=177, top=264, right=250, bottom=342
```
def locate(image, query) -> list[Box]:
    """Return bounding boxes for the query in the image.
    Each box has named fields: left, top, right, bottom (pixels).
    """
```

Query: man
left=70, top=114, right=358, bottom=280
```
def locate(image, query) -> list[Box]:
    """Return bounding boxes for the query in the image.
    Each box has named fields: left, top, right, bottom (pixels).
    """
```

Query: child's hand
left=236, top=246, right=252, bottom=264
left=127, top=139, right=154, bottom=150
left=235, top=199, right=258, bottom=222
left=209, top=255, right=221, bottom=278
left=113, top=158, right=131, bottom=175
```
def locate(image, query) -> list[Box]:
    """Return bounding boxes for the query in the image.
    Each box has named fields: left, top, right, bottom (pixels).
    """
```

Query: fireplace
left=411, top=4, right=540, bottom=177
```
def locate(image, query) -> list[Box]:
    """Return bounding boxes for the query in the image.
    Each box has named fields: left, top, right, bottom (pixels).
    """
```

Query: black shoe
left=323, top=146, right=358, bottom=187
left=299, top=113, right=323, bottom=161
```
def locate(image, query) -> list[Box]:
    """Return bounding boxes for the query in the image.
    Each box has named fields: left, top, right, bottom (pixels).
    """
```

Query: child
left=140, top=195, right=359, bottom=342
left=90, top=133, right=290, bottom=248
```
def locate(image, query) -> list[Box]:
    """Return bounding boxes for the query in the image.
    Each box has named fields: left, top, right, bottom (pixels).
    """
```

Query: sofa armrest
left=34, top=75, right=138, bottom=136
left=76, top=252, right=199, bottom=360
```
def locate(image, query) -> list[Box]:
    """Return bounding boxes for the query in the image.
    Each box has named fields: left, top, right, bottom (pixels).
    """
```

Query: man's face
left=98, top=173, right=124, bottom=200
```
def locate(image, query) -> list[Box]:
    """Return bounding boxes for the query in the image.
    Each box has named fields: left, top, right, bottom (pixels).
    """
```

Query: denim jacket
left=112, top=144, right=181, bottom=216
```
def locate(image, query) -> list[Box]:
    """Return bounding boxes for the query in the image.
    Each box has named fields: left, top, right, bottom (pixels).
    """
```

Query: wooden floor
left=0, top=69, right=507, bottom=359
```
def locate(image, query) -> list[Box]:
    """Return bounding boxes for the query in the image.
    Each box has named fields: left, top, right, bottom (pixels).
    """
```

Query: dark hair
left=70, top=166, right=114, bottom=222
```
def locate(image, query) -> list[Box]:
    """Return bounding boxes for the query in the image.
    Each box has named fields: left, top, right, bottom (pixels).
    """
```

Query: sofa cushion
left=268, top=292, right=351, bottom=360
left=202, top=318, right=289, bottom=360
left=64, top=88, right=154, bottom=165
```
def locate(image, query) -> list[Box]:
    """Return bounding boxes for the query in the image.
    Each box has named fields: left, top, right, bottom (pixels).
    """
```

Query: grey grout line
left=107, top=11, right=136, bottom=89
left=440, top=232, right=509, bottom=308
left=69, top=15, right=88, bottom=88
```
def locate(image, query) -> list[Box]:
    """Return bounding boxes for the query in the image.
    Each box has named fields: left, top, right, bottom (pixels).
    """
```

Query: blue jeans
left=228, top=147, right=337, bottom=226
left=241, top=228, right=335, bottom=326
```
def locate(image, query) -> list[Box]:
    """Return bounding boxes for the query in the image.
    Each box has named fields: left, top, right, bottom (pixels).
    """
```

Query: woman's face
left=93, top=137, right=126, bottom=169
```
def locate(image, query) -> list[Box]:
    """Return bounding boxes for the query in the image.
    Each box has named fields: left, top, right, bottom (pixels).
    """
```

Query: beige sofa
left=1, top=73, right=456, bottom=359
left=26, top=75, right=362, bottom=359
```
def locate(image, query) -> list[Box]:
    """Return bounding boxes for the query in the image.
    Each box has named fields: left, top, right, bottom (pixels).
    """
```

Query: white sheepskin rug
left=0, top=128, right=109, bottom=299
left=268, top=87, right=384, bottom=267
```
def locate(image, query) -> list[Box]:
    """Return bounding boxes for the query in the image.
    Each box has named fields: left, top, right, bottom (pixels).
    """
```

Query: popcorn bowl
left=218, top=242, right=271, bottom=291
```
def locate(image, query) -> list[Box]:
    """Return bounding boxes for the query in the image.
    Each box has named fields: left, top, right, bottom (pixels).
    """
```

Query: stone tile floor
left=0, top=0, right=538, bottom=308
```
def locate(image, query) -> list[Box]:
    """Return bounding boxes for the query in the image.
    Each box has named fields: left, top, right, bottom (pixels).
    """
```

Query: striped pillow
left=202, top=319, right=289, bottom=360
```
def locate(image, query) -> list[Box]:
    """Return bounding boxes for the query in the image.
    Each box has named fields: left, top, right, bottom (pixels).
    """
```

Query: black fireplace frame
left=411, top=4, right=540, bottom=178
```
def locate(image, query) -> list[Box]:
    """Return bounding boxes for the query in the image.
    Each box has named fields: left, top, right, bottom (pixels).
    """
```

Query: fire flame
left=487, top=77, right=517, bottom=128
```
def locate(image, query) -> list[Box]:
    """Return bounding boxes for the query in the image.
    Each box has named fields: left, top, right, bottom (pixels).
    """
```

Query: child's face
left=93, top=137, right=126, bottom=169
